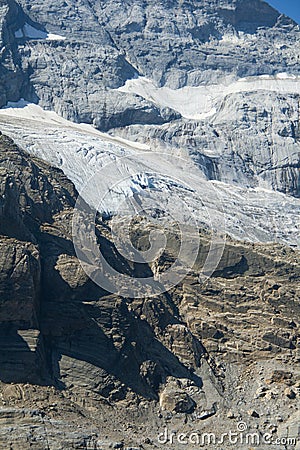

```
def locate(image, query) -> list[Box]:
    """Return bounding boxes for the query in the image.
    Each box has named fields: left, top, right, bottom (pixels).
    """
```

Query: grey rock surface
left=0, top=0, right=27, bottom=106
left=0, top=0, right=299, bottom=124
left=119, top=89, right=300, bottom=196
left=15, top=0, right=300, bottom=88
left=0, top=0, right=298, bottom=200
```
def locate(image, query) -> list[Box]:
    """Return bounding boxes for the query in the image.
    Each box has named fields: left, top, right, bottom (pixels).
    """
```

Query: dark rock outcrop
left=0, top=133, right=204, bottom=398
left=0, top=0, right=29, bottom=106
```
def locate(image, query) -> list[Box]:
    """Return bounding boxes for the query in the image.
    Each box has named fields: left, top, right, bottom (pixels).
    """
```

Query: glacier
left=0, top=100, right=299, bottom=248
left=117, top=74, right=300, bottom=120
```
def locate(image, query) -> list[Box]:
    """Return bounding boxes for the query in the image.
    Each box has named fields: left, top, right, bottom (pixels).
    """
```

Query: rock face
left=0, top=135, right=298, bottom=448
left=0, top=0, right=299, bottom=206
left=0, top=0, right=299, bottom=448
left=0, top=0, right=27, bottom=106
left=125, top=89, right=300, bottom=197
left=0, top=135, right=208, bottom=447
left=1, top=0, right=299, bottom=125
left=159, top=378, right=196, bottom=414
left=12, top=0, right=300, bottom=95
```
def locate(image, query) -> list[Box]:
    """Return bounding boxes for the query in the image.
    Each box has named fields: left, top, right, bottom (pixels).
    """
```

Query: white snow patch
left=117, top=74, right=300, bottom=120
left=117, top=77, right=217, bottom=120
left=14, top=23, right=66, bottom=41
left=0, top=100, right=149, bottom=151
left=220, top=33, right=246, bottom=44
left=275, top=72, right=297, bottom=80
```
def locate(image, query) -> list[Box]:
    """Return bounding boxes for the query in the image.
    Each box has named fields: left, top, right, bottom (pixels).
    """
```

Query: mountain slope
left=0, top=136, right=299, bottom=448
left=0, top=0, right=298, bottom=248
left=0, top=99, right=299, bottom=249
left=0, top=1, right=299, bottom=447
left=1, top=0, right=299, bottom=126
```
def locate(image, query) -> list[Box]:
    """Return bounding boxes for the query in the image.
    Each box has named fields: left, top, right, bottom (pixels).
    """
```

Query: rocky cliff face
left=0, top=0, right=27, bottom=106
left=13, top=0, right=300, bottom=91
left=0, top=136, right=298, bottom=448
left=0, top=0, right=299, bottom=201
left=118, top=88, right=300, bottom=197
left=0, top=0, right=299, bottom=448
left=2, top=0, right=300, bottom=123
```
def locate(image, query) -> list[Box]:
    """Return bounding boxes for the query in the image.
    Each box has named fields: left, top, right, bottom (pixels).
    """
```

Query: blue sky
left=267, top=1, right=300, bottom=24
